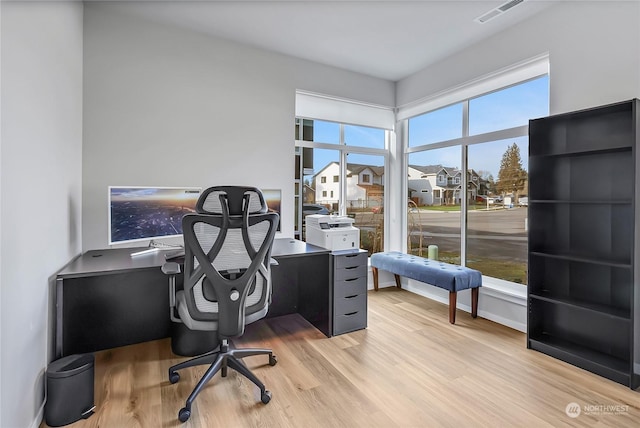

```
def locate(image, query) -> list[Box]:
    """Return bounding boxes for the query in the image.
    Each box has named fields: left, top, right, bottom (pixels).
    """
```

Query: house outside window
left=322, top=190, right=327, bottom=197
left=405, top=74, right=549, bottom=285
left=333, top=175, right=339, bottom=182
left=321, top=176, right=326, bottom=183
left=362, top=174, right=371, bottom=183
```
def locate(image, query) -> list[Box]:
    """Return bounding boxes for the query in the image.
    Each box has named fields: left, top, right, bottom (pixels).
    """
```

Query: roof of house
left=347, top=163, right=384, bottom=177
left=408, top=164, right=443, bottom=175
left=313, top=161, right=385, bottom=180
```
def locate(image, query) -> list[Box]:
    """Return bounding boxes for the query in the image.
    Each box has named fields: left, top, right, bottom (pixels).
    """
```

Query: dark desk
left=55, top=239, right=330, bottom=357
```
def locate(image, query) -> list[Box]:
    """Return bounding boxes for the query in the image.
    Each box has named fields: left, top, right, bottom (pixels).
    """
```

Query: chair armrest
left=161, top=262, right=182, bottom=323
left=270, top=258, right=279, bottom=267
left=162, top=262, right=181, bottom=276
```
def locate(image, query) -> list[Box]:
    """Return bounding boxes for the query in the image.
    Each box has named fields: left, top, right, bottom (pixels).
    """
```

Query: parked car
left=519, top=197, right=528, bottom=206
left=476, top=195, right=495, bottom=204
left=303, top=203, right=330, bottom=217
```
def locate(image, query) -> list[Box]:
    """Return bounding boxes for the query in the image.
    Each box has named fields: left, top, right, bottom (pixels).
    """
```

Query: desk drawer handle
left=344, top=278, right=359, bottom=282
left=345, top=266, right=358, bottom=270
left=344, top=311, right=358, bottom=317
left=345, top=294, right=358, bottom=299
left=345, top=254, right=358, bottom=258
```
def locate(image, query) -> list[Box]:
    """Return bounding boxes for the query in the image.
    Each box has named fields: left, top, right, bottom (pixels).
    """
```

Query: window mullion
left=460, top=101, right=469, bottom=267
left=339, top=124, right=347, bottom=216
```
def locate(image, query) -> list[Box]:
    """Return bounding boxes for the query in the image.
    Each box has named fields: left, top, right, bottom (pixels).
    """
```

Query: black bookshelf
left=528, top=99, right=640, bottom=389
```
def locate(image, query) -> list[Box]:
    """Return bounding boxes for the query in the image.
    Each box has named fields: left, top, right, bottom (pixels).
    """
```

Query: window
left=347, top=153, right=385, bottom=253
left=405, top=74, right=549, bottom=286
left=310, top=120, right=340, bottom=144
left=344, top=125, right=385, bottom=149
left=469, top=76, right=549, bottom=135
left=295, top=119, right=388, bottom=253
left=467, top=138, right=529, bottom=284
left=407, top=147, right=462, bottom=261
left=408, top=103, right=463, bottom=147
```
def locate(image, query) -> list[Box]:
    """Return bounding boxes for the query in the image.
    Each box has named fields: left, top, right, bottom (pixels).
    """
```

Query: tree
left=496, top=143, right=527, bottom=203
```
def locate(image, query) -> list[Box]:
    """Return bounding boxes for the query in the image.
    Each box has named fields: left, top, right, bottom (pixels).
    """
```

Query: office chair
left=162, top=186, right=279, bottom=423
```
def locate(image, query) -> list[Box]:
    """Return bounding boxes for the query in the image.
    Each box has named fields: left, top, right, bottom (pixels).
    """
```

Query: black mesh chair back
left=181, top=205, right=278, bottom=337
left=197, top=185, right=268, bottom=216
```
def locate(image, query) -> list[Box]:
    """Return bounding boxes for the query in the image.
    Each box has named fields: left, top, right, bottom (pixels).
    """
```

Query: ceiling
left=103, top=0, right=555, bottom=82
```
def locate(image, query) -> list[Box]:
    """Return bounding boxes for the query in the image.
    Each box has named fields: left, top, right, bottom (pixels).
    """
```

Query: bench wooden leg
left=394, top=274, right=402, bottom=289
left=372, top=267, right=379, bottom=291
left=471, top=287, right=479, bottom=318
left=449, top=291, right=457, bottom=324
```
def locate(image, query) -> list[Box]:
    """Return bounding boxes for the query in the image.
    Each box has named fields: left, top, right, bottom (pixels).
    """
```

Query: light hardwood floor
left=43, top=288, right=639, bottom=428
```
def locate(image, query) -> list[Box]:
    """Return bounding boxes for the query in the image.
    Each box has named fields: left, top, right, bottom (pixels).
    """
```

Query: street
left=409, top=207, right=528, bottom=262
left=354, top=206, right=528, bottom=263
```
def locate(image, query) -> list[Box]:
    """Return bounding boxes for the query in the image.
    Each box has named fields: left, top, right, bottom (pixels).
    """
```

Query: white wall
left=394, top=1, right=640, bottom=332
left=0, top=2, right=83, bottom=428
left=82, top=4, right=395, bottom=250
left=0, top=3, right=4, bottom=425
left=397, top=1, right=640, bottom=115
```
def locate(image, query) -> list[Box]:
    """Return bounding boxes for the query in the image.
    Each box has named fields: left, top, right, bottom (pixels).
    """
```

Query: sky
left=306, top=75, right=549, bottom=179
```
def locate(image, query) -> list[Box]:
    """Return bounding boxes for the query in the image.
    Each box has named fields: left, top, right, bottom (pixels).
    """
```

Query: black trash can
left=45, top=354, right=95, bottom=427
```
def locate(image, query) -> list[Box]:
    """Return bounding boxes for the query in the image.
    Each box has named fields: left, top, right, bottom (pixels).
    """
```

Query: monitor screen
left=108, top=186, right=201, bottom=245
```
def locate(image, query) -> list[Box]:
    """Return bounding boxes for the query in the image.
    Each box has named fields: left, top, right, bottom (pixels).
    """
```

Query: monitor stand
left=131, top=240, right=183, bottom=257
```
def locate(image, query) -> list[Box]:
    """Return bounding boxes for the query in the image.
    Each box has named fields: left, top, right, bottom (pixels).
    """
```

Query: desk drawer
left=334, top=252, right=368, bottom=269
left=334, top=276, right=367, bottom=298
left=334, top=310, right=367, bottom=335
left=334, top=293, right=366, bottom=316
left=334, top=264, right=367, bottom=281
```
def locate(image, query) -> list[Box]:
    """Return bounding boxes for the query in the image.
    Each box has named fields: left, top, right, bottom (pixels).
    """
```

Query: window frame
left=295, top=119, right=390, bottom=252
left=403, top=71, right=548, bottom=285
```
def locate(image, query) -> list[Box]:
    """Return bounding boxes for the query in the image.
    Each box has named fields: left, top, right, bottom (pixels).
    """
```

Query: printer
left=305, top=214, right=360, bottom=251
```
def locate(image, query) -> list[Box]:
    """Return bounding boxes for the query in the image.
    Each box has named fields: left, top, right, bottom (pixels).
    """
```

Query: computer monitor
left=108, top=186, right=201, bottom=245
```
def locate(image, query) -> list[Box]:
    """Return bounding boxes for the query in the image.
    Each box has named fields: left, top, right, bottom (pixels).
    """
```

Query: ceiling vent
left=475, top=0, right=525, bottom=24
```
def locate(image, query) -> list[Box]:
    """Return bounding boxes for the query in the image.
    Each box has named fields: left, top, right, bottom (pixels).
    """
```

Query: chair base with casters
left=168, top=338, right=277, bottom=423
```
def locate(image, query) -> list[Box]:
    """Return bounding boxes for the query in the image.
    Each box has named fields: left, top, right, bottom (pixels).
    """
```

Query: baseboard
left=31, top=401, right=45, bottom=428
left=476, top=310, right=526, bottom=332
left=370, top=278, right=527, bottom=333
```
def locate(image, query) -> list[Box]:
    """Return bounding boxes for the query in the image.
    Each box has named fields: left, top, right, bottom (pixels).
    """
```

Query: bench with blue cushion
left=370, top=251, right=481, bottom=324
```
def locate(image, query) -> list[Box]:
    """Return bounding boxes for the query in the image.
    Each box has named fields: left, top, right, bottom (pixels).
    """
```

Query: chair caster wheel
left=269, top=355, right=277, bottom=366
left=261, top=390, right=272, bottom=404
left=169, top=372, right=180, bottom=384
left=178, top=407, right=191, bottom=422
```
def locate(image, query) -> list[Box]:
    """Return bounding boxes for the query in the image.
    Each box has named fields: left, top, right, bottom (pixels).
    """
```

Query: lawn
left=408, top=249, right=527, bottom=285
